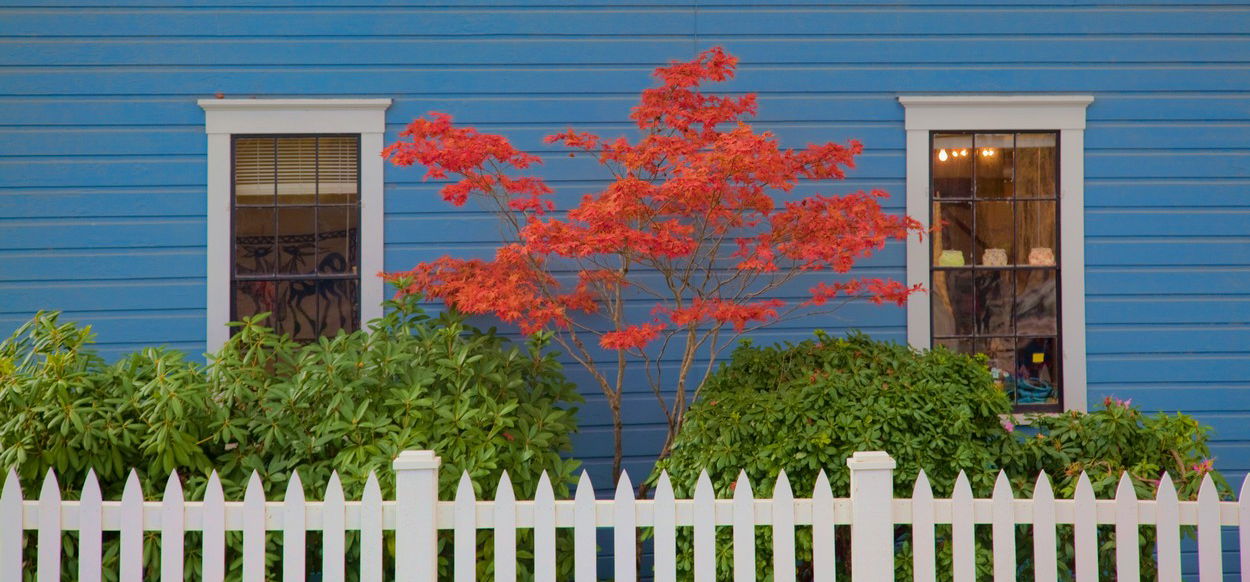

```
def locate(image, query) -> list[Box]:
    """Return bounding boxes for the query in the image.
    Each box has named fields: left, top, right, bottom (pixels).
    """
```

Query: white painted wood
left=1114, top=473, right=1139, bottom=581
left=37, top=469, right=60, bottom=582
left=991, top=471, right=1015, bottom=582
left=201, top=471, right=226, bottom=582
left=78, top=470, right=102, bottom=582
left=198, top=98, right=391, bottom=351
left=911, top=470, right=935, bottom=582
left=494, top=471, right=517, bottom=582
left=242, top=471, right=266, bottom=582
left=951, top=471, right=974, bottom=582
left=1156, top=473, right=1181, bottom=582
left=653, top=471, right=677, bottom=582
left=283, top=472, right=306, bottom=582
left=898, top=95, right=1092, bottom=411
left=532, top=472, right=556, bottom=582
left=454, top=471, right=476, bottom=582
left=392, top=450, right=440, bottom=582
left=1031, top=472, right=1057, bottom=582
left=0, top=469, right=20, bottom=582
left=848, top=452, right=896, bottom=581
left=1240, top=475, right=1250, bottom=582
left=812, top=470, right=836, bottom=582
left=161, top=471, right=184, bottom=582
left=773, top=471, right=796, bottom=582
left=732, top=471, right=755, bottom=581
left=1198, top=473, right=1223, bottom=582
left=120, top=470, right=143, bottom=582
left=573, top=471, right=596, bottom=582
left=322, top=472, right=346, bottom=582
left=360, top=472, right=383, bottom=582
left=693, top=470, right=715, bottom=582
left=1073, top=472, right=1097, bottom=582
left=614, top=471, right=638, bottom=582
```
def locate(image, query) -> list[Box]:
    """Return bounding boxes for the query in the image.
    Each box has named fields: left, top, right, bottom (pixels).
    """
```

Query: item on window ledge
left=1028, top=247, right=1055, bottom=266
left=982, top=248, right=1009, bottom=266
left=938, top=250, right=965, bottom=267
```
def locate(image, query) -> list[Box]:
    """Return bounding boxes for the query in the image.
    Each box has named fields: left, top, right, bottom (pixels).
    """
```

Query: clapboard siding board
left=0, top=6, right=1247, bottom=566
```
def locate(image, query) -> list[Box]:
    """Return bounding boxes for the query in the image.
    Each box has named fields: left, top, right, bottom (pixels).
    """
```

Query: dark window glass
left=231, top=135, right=361, bottom=339
left=930, top=131, right=1061, bottom=410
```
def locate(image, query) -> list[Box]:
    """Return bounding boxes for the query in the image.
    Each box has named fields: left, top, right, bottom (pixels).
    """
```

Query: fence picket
left=573, top=471, right=596, bottom=582
left=693, top=470, right=715, bottom=582
left=0, top=469, right=20, bottom=582
left=1156, top=473, right=1181, bottom=581
left=911, top=470, right=935, bottom=582
left=161, top=471, right=184, bottom=582
left=78, top=470, right=102, bottom=582
left=495, top=471, right=517, bottom=582
left=283, top=472, right=306, bottom=582
left=811, top=470, right=835, bottom=582
left=37, top=469, right=60, bottom=582
left=242, top=471, right=266, bottom=582
left=1199, top=473, right=1223, bottom=582
left=1241, top=475, right=1250, bottom=582
left=614, top=471, right=637, bottom=581
left=733, top=471, right=755, bottom=581
left=773, top=470, right=796, bottom=582
left=454, top=471, right=476, bottom=582
left=202, top=471, right=225, bottom=582
left=1073, top=472, right=1097, bottom=582
left=360, top=472, right=383, bottom=582
left=120, top=470, right=143, bottom=582
left=322, top=472, right=346, bottom=582
left=653, top=471, right=676, bottom=582
left=991, top=471, right=1015, bottom=582
left=533, top=472, right=556, bottom=582
left=951, top=471, right=974, bottom=582
left=1032, top=472, right=1057, bottom=582
left=1114, top=473, right=1139, bottom=580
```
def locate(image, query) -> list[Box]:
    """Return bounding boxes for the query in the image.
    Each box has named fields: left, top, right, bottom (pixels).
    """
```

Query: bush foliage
left=0, top=297, right=581, bottom=581
left=653, top=331, right=1226, bottom=580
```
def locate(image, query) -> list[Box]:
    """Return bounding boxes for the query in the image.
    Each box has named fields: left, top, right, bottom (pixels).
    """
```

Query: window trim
left=899, top=95, right=1093, bottom=412
left=200, top=99, right=391, bottom=352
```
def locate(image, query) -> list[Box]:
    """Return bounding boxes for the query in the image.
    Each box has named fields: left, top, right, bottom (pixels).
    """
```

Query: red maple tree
left=384, top=48, right=924, bottom=479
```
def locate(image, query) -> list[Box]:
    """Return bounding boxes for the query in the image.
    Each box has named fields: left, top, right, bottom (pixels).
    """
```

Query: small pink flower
left=1001, top=418, right=1016, bottom=433
left=1192, top=459, right=1214, bottom=475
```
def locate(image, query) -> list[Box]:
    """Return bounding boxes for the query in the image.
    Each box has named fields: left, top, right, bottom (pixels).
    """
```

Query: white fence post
left=848, top=451, right=896, bottom=582
left=394, top=450, right=441, bottom=582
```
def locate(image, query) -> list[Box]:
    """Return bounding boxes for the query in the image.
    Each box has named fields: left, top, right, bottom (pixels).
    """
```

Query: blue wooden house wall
left=2, top=0, right=1249, bottom=573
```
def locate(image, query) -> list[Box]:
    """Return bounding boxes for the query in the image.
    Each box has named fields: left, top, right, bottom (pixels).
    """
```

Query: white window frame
left=199, top=98, right=391, bottom=352
left=899, top=95, right=1093, bottom=411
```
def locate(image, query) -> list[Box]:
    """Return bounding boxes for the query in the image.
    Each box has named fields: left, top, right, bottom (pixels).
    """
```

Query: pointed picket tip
left=1, top=467, right=20, bottom=502
left=912, top=469, right=933, bottom=500
left=813, top=469, right=832, bottom=500
left=615, top=470, right=634, bottom=498
left=455, top=470, right=475, bottom=500
left=285, top=470, right=305, bottom=500
left=363, top=470, right=382, bottom=500
left=164, top=470, right=183, bottom=497
left=733, top=470, right=753, bottom=498
left=654, top=470, right=674, bottom=501
left=1074, top=471, right=1095, bottom=500
left=204, top=470, right=224, bottom=502
left=81, top=469, right=101, bottom=502
left=496, top=470, right=516, bottom=501
left=244, top=470, right=263, bottom=498
left=1239, top=472, right=1250, bottom=502
left=953, top=470, right=972, bottom=498
left=695, top=469, right=713, bottom=497
left=1158, top=472, right=1178, bottom=499
left=1199, top=472, right=1219, bottom=503
left=325, top=471, right=344, bottom=499
left=993, top=470, right=1013, bottom=497
left=574, top=470, right=594, bottom=502
left=536, top=470, right=553, bottom=494
left=774, top=470, right=793, bottom=499
left=39, top=468, right=60, bottom=500
left=1115, top=472, right=1136, bottom=500
left=1033, top=470, right=1054, bottom=500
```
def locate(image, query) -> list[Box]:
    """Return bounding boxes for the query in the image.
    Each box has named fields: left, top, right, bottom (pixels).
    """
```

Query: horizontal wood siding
left=0, top=5, right=1247, bottom=555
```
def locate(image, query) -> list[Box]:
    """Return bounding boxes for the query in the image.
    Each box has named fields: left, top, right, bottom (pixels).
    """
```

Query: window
left=231, top=135, right=361, bottom=340
left=200, top=99, right=391, bottom=352
left=900, top=96, right=1092, bottom=411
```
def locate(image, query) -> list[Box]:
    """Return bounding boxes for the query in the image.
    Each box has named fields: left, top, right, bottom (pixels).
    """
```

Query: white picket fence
left=1, top=450, right=1247, bottom=581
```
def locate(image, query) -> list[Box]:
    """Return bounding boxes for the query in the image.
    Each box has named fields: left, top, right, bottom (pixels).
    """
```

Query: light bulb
left=938, top=149, right=948, bottom=161
left=961, top=149, right=969, bottom=156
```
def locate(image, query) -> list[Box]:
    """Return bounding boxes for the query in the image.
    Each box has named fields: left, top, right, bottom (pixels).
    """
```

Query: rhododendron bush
left=384, top=48, right=925, bottom=478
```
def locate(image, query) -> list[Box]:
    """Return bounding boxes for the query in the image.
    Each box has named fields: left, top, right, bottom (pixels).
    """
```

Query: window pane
left=276, top=207, right=316, bottom=275
left=234, top=137, right=275, bottom=205
left=317, top=207, right=354, bottom=274
left=1016, top=200, right=1057, bottom=265
left=975, top=270, right=1013, bottom=336
left=933, top=133, right=972, bottom=198
left=974, top=133, right=1014, bottom=199
left=932, top=269, right=973, bottom=337
left=977, top=338, right=1017, bottom=400
left=318, top=136, right=360, bottom=204
left=318, top=279, right=360, bottom=337
left=234, top=207, right=275, bottom=275
left=975, top=201, right=1013, bottom=265
left=1016, top=133, right=1057, bottom=198
left=1016, top=269, right=1058, bottom=335
left=277, top=137, right=318, bottom=205
left=233, top=280, right=276, bottom=324
left=935, top=337, right=973, bottom=355
left=276, top=280, right=321, bottom=342
left=1015, top=337, right=1059, bottom=405
left=932, top=201, right=972, bottom=266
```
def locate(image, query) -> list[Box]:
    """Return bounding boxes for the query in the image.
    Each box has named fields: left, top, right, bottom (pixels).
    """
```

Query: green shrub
left=0, top=296, right=581, bottom=581
left=652, top=331, right=1225, bottom=581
